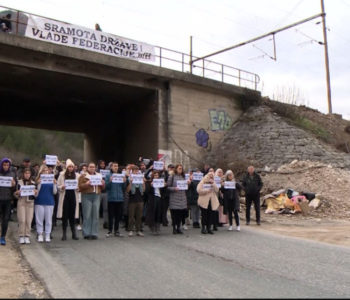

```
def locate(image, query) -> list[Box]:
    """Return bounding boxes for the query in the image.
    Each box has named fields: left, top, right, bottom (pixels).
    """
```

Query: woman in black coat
left=220, top=170, right=241, bottom=232
left=145, top=171, right=166, bottom=235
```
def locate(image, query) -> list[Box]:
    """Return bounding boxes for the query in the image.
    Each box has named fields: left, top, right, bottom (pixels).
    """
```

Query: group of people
left=0, top=156, right=263, bottom=246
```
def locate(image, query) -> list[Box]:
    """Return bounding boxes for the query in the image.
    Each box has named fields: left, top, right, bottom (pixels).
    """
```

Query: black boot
left=72, top=227, right=79, bottom=240
left=62, top=228, right=67, bottom=241
left=201, top=225, right=207, bottom=234
left=207, top=226, right=214, bottom=234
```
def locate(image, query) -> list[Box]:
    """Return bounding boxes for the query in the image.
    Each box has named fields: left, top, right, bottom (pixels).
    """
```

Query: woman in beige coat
left=57, top=159, right=80, bottom=241
left=197, top=172, right=219, bottom=234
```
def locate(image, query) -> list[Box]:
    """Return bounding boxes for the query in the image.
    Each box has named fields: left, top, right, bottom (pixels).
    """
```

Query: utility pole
left=321, top=0, right=332, bottom=114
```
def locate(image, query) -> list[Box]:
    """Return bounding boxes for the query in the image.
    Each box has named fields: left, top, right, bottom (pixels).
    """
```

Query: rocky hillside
left=206, top=100, right=350, bottom=173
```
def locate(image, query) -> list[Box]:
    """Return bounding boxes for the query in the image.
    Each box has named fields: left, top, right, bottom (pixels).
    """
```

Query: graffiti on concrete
left=195, top=128, right=209, bottom=148
left=209, top=109, right=233, bottom=131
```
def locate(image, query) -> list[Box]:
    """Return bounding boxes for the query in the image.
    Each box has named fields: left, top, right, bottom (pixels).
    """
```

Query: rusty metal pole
left=321, top=0, right=332, bottom=114
left=189, top=36, right=193, bottom=74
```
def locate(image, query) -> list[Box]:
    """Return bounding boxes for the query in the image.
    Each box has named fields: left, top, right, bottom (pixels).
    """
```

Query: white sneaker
left=183, top=225, right=188, bottom=230
left=45, top=234, right=51, bottom=243
left=236, top=226, right=241, bottom=232
left=77, top=225, right=82, bottom=231
left=128, top=231, right=133, bottom=237
left=24, top=237, right=31, bottom=244
left=137, top=231, right=144, bottom=237
left=19, top=237, right=25, bottom=244
left=228, top=226, right=233, bottom=231
left=37, top=234, right=44, bottom=243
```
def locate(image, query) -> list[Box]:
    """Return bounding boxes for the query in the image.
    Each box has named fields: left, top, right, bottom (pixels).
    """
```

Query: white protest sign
left=25, top=15, right=155, bottom=62
left=176, top=180, right=188, bottom=190
left=99, top=169, right=110, bottom=178
left=90, top=175, right=102, bottom=186
left=45, top=155, right=58, bottom=166
left=203, top=184, right=213, bottom=191
left=185, top=173, right=190, bottom=181
left=122, top=170, right=127, bottom=175
left=153, top=178, right=164, bottom=188
left=20, top=185, right=35, bottom=197
left=193, top=172, right=203, bottom=181
left=40, top=174, right=54, bottom=185
left=131, top=174, right=144, bottom=184
left=153, top=161, right=164, bottom=170
left=224, top=181, right=236, bottom=189
left=112, top=174, right=124, bottom=183
left=214, top=176, right=222, bottom=188
left=64, top=179, right=78, bottom=190
left=0, top=176, right=12, bottom=187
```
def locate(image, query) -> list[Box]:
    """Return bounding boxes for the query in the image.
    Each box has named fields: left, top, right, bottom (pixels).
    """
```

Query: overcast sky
left=1, top=0, right=349, bottom=119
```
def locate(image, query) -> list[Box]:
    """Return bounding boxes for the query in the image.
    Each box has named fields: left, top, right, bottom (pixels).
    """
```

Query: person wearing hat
left=57, top=159, right=80, bottom=241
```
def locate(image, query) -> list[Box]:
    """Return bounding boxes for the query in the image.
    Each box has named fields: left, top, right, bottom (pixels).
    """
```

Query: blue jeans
left=82, top=193, right=101, bottom=237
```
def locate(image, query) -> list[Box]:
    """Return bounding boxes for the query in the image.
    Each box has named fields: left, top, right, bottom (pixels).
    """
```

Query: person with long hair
left=197, top=172, right=220, bottom=234
left=221, top=170, right=242, bottom=231
left=78, top=162, right=105, bottom=240
left=215, top=168, right=228, bottom=228
left=167, top=164, right=190, bottom=234
left=14, top=168, right=37, bottom=244
left=145, top=170, right=165, bottom=235
left=35, top=164, right=57, bottom=243
left=57, top=159, right=80, bottom=241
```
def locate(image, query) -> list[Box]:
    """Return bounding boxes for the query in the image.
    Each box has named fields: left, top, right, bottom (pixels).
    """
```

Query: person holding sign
left=221, top=170, right=242, bottom=232
left=14, top=168, right=37, bottom=244
left=145, top=171, right=165, bottom=235
left=34, top=165, right=57, bottom=243
left=167, top=164, right=190, bottom=235
left=126, top=166, right=146, bottom=237
left=97, top=160, right=108, bottom=230
left=0, top=158, right=16, bottom=246
left=187, top=169, right=201, bottom=229
left=215, top=168, right=228, bottom=229
left=197, top=172, right=220, bottom=235
left=105, top=162, right=128, bottom=237
left=78, top=162, right=105, bottom=240
left=57, top=159, right=80, bottom=241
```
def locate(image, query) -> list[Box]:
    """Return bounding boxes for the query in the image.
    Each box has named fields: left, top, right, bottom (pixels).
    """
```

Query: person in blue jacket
left=105, top=162, right=128, bottom=237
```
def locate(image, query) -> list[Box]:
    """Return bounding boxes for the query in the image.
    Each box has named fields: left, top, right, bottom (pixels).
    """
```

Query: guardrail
left=0, top=5, right=260, bottom=90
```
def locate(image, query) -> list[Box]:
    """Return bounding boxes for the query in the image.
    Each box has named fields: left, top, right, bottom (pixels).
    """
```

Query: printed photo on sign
left=90, top=175, right=102, bottom=186
left=224, top=181, right=236, bottom=189
left=45, top=155, right=58, bottom=165
left=152, top=178, right=164, bottom=188
left=0, top=176, right=12, bottom=187
left=214, top=176, right=222, bottom=188
left=131, top=174, right=144, bottom=184
left=185, top=173, right=190, bottom=181
left=153, top=161, right=164, bottom=170
left=193, top=172, right=203, bottom=181
left=40, top=174, right=54, bottom=184
left=203, top=184, right=213, bottom=191
left=65, top=179, right=78, bottom=190
left=99, top=170, right=110, bottom=178
left=176, top=180, right=188, bottom=190
left=112, top=174, right=124, bottom=183
left=20, top=185, right=35, bottom=197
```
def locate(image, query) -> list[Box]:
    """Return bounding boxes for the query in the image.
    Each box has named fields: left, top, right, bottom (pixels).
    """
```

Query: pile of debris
left=259, top=160, right=350, bottom=219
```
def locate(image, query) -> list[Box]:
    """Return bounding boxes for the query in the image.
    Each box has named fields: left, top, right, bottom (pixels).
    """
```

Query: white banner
left=176, top=180, right=188, bottom=190
left=185, top=173, right=190, bottom=181
left=45, top=155, right=58, bottom=166
left=40, top=174, right=54, bottom=185
left=214, top=176, right=222, bottom=188
left=20, top=185, right=35, bottom=197
left=153, top=161, right=164, bottom=170
left=25, top=15, right=155, bottom=62
left=112, top=174, right=124, bottom=183
left=193, top=172, right=203, bottom=181
left=64, top=179, right=78, bottom=190
left=0, top=176, right=12, bottom=187
left=131, top=174, right=144, bottom=184
left=99, top=169, right=110, bottom=178
left=152, top=178, right=164, bottom=188
left=224, top=181, right=236, bottom=189
left=90, top=175, right=102, bottom=186
left=203, top=184, right=213, bottom=191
